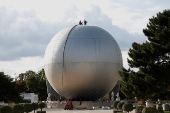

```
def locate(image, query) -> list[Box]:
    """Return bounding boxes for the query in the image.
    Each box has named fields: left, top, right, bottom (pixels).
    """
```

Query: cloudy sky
left=0, top=0, right=169, bottom=78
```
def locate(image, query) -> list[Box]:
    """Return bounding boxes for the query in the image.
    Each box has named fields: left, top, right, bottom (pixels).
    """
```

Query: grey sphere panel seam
left=61, top=25, right=78, bottom=98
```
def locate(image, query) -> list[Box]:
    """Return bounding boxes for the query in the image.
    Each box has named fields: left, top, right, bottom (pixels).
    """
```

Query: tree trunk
left=41, top=108, right=42, bottom=111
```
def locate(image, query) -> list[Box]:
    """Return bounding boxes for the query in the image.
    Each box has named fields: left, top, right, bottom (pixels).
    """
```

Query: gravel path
left=30, top=108, right=136, bottom=113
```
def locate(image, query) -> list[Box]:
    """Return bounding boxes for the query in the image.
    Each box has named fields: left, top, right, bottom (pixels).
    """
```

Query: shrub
left=37, top=111, right=46, bottom=113
left=127, top=101, right=135, bottom=104
left=117, top=102, right=125, bottom=111
left=0, top=105, right=13, bottom=113
left=38, top=102, right=46, bottom=111
left=32, top=103, right=38, bottom=113
left=122, top=103, right=133, bottom=113
left=113, top=101, right=120, bottom=110
left=13, top=104, right=24, bottom=113
left=21, top=99, right=31, bottom=103
left=136, top=106, right=144, bottom=113
left=113, top=111, right=122, bottom=113
left=24, top=103, right=33, bottom=113
left=142, top=107, right=158, bottom=113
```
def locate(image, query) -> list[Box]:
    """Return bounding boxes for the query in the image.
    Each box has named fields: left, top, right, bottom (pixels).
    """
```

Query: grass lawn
left=164, top=111, right=170, bottom=113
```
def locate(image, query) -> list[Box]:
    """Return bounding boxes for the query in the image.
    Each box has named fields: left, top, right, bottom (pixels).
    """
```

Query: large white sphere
left=44, top=25, right=123, bottom=100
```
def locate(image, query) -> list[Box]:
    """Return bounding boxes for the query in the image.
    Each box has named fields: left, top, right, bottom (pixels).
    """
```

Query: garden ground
left=30, top=108, right=170, bottom=113
left=30, top=108, right=136, bottom=113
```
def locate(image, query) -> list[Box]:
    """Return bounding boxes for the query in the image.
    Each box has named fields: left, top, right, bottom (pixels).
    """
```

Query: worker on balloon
left=84, top=20, right=87, bottom=25
left=79, top=20, right=83, bottom=25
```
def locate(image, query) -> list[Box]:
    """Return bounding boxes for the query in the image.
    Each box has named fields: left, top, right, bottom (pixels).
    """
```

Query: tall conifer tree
left=119, top=9, right=170, bottom=100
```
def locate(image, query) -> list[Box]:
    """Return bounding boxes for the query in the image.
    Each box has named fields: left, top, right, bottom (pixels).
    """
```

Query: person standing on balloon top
left=84, top=20, right=87, bottom=25
left=79, top=20, right=87, bottom=25
left=79, top=20, right=83, bottom=25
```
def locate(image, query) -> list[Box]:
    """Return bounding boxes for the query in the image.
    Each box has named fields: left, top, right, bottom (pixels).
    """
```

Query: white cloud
left=94, top=2, right=150, bottom=34
left=121, top=51, right=139, bottom=72
left=0, top=5, right=146, bottom=61
left=0, top=56, right=44, bottom=78
left=0, top=0, right=167, bottom=34
left=144, top=1, right=151, bottom=5
left=147, top=5, right=162, bottom=11
left=121, top=51, right=129, bottom=69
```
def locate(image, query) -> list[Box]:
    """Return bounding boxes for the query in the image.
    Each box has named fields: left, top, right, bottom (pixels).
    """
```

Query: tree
left=16, top=70, right=36, bottom=93
left=117, top=102, right=125, bottom=111
left=119, top=67, right=157, bottom=100
left=136, top=106, right=144, bottom=113
left=122, top=103, right=133, bottom=113
left=37, top=69, right=47, bottom=100
left=119, top=9, right=170, bottom=100
left=18, top=70, right=36, bottom=82
left=23, top=104, right=33, bottom=113
left=142, top=107, right=158, bottom=113
left=113, top=101, right=119, bottom=110
left=0, top=72, right=21, bottom=103
left=26, top=74, right=40, bottom=93
left=32, top=103, right=38, bottom=113
left=26, top=69, right=47, bottom=100
left=0, top=105, right=13, bottom=113
left=38, top=102, right=46, bottom=111
left=142, top=9, right=170, bottom=99
left=13, top=104, right=24, bottom=113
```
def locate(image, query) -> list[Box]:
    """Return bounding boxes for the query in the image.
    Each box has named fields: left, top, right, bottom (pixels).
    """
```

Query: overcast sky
left=0, top=0, right=169, bottom=78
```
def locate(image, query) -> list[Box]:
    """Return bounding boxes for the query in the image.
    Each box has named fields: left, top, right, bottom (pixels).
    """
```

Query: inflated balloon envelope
left=44, top=25, right=123, bottom=101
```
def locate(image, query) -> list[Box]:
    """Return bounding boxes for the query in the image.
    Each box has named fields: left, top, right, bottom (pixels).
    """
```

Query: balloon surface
left=44, top=25, right=123, bottom=100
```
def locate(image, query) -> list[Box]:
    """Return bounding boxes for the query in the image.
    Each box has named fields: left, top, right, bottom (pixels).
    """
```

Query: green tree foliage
left=23, top=104, right=33, bottom=113
left=37, top=111, right=46, bottom=113
left=26, top=69, right=47, bottom=100
left=38, top=102, right=46, bottom=111
left=0, top=105, right=13, bottom=113
left=142, top=107, right=158, bottom=113
left=117, top=102, right=125, bottom=111
left=13, top=104, right=24, bottom=113
left=32, top=103, right=38, bottom=113
left=113, top=101, right=119, bottom=110
left=0, top=72, right=21, bottom=103
left=119, top=9, right=170, bottom=100
left=26, top=74, right=40, bottom=93
left=16, top=70, right=36, bottom=93
left=136, top=106, right=145, bottom=113
left=122, top=103, right=133, bottom=113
